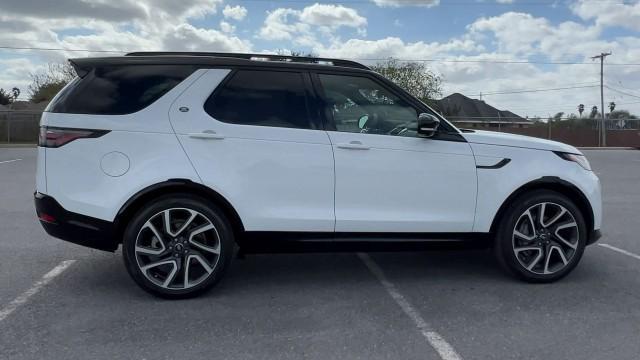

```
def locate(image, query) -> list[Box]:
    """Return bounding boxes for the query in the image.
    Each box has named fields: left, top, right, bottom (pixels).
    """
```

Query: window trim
left=203, top=67, right=323, bottom=131
left=310, top=70, right=465, bottom=142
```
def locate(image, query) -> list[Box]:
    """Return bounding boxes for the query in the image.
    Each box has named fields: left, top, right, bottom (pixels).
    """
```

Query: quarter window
left=48, top=65, right=196, bottom=115
left=205, top=70, right=315, bottom=129
left=318, top=74, right=419, bottom=137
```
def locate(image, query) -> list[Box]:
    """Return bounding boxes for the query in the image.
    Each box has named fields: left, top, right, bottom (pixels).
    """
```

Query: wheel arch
left=112, top=179, right=245, bottom=245
left=489, top=176, right=594, bottom=236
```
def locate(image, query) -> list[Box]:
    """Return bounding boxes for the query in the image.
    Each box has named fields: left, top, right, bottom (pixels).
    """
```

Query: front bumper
left=587, top=229, right=602, bottom=246
left=34, top=192, right=118, bottom=252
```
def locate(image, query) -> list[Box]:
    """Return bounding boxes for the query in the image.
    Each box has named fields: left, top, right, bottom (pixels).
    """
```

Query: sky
left=1, top=0, right=640, bottom=118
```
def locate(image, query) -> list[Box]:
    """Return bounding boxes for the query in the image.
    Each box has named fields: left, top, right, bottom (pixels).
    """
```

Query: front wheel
left=122, top=194, right=235, bottom=299
left=494, top=190, right=587, bottom=282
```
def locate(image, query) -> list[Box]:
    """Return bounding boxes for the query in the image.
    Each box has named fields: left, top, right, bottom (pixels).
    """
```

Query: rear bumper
left=34, top=192, right=118, bottom=252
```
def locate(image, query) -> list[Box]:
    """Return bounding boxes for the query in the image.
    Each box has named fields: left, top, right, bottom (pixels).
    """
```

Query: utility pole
left=591, top=52, right=611, bottom=147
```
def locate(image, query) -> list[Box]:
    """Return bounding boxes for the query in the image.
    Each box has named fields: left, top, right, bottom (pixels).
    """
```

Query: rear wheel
left=122, top=194, right=235, bottom=299
left=494, top=190, right=587, bottom=282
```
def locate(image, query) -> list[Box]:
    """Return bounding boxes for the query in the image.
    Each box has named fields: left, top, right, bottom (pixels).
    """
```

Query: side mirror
left=358, top=115, right=369, bottom=129
left=417, top=113, right=440, bottom=138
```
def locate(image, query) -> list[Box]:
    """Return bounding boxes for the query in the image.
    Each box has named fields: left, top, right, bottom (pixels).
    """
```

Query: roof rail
left=125, top=52, right=370, bottom=70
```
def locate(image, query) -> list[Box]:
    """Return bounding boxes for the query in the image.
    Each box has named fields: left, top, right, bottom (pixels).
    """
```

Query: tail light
left=39, top=126, right=110, bottom=148
left=38, top=212, right=57, bottom=224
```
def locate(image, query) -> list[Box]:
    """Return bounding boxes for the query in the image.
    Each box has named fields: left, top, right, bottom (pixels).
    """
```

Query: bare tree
left=370, top=58, right=442, bottom=103
left=275, top=49, right=318, bottom=58
left=28, top=63, right=77, bottom=103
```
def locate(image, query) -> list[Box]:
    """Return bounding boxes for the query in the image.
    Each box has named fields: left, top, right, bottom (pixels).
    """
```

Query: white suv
left=35, top=52, right=602, bottom=298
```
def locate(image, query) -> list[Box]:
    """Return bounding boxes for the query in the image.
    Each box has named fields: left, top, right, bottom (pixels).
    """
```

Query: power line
left=466, top=84, right=599, bottom=97
left=458, top=81, right=599, bottom=99
left=607, top=74, right=639, bottom=93
left=236, top=0, right=630, bottom=4
left=605, top=85, right=640, bottom=99
left=0, top=46, right=124, bottom=54
left=359, top=58, right=640, bottom=66
left=605, top=83, right=640, bottom=97
left=2, top=45, right=640, bottom=66
left=486, top=100, right=640, bottom=114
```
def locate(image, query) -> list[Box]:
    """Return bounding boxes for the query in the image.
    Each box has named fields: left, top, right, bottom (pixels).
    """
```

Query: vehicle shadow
left=77, top=246, right=604, bottom=302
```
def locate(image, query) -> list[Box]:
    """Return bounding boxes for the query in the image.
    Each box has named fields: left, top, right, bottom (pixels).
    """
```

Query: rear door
left=314, top=72, right=477, bottom=233
left=170, top=68, right=335, bottom=232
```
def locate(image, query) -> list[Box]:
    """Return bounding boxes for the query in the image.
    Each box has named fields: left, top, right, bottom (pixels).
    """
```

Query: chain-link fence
left=0, top=111, right=42, bottom=144
left=451, top=118, right=640, bottom=148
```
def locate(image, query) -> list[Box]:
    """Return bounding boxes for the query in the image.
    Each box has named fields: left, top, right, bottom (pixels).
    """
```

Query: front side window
left=205, top=70, right=314, bottom=129
left=318, top=74, right=419, bottom=136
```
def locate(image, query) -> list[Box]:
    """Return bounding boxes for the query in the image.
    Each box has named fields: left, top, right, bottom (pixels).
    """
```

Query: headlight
left=554, top=152, right=592, bottom=171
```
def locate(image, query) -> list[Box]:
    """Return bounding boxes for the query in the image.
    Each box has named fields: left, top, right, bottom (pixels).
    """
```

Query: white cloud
left=0, top=0, right=248, bottom=59
left=312, top=10, right=640, bottom=117
left=315, top=37, right=482, bottom=59
left=371, top=0, right=440, bottom=7
left=0, top=0, right=222, bottom=23
left=223, top=5, right=247, bottom=21
left=571, top=0, right=640, bottom=31
left=468, top=12, right=606, bottom=60
left=0, top=58, right=44, bottom=93
left=259, top=9, right=310, bottom=41
left=162, top=24, right=250, bottom=52
left=258, top=4, right=366, bottom=46
left=220, top=21, right=236, bottom=33
left=495, top=0, right=514, bottom=4
left=468, top=12, right=551, bottom=55
left=299, top=4, right=367, bottom=28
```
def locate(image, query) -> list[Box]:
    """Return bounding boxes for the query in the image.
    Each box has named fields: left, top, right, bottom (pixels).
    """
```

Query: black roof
left=69, top=52, right=370, bottom=76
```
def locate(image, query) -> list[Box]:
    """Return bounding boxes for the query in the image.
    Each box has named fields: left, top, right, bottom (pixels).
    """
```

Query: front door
left=316, top=72, right=477, bottom=233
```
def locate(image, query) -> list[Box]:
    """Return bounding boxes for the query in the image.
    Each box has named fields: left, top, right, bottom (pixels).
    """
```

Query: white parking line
left=598, top=243, right=640, bottom=261
left=0, top=260, right=76, bottom=322
left=0, top=158, right=22, bottom=165
left=358, top=253, right=463, bottom=360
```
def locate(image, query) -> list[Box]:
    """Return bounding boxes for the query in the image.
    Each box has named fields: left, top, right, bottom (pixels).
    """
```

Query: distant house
left=434, top=93, right=531, bottom=128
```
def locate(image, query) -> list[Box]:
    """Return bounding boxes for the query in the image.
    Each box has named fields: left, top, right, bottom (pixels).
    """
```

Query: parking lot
left=1, top=147, right=639, bottom=360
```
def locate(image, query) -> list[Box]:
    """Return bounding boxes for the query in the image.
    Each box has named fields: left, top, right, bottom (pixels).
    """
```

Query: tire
left=494, top=189, right=587, bottom=283
left=122, top=194, right=235, bottom=299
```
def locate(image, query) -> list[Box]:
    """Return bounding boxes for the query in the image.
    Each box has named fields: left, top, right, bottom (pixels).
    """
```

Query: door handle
left=187, top=130, right=225, bottom=140
left=336, top=141, right=370, bottom=150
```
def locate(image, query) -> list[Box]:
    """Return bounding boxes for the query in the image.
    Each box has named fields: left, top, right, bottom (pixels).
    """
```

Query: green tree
left=28, top=63, right=76, bottom=103
left=608, top=110, right=638, bottom=120
left=370, top=58, right=442, bottom=104
left=552, top=112, right=565, bottom=122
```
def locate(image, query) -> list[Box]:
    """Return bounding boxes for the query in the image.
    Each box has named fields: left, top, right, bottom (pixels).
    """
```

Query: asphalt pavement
left=1, top=148, right=639, bottom=360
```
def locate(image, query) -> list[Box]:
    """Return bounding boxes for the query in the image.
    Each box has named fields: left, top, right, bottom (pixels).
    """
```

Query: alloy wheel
left=512, top=202, right=579, bottom=275
left=135, top=208, right=221, bottom=290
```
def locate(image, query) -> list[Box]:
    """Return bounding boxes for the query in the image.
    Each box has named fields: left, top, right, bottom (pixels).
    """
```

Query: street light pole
left=591, top=52, right=611, bottom=147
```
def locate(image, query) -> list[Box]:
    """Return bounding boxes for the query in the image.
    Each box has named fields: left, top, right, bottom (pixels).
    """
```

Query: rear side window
left=47, top=65, right=196, bottom=115
left=204, top=70, right=315, bottom=129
